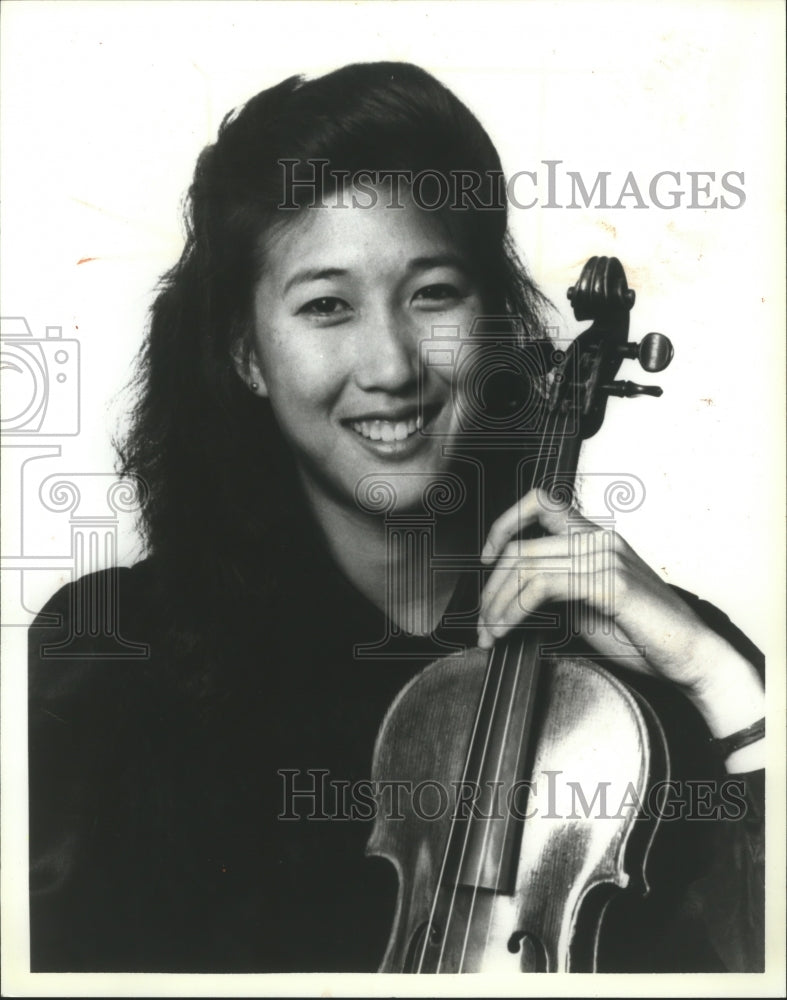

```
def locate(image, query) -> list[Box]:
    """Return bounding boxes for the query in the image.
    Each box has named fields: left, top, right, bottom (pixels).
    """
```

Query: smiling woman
left=27, top=62, right=764, bottom=975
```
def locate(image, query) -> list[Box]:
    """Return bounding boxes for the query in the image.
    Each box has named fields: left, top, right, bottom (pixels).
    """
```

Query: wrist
left=707, top=715, right=765, bottom=774
left=684, top=631, right=765, bottom=762
left=724, top=738, right=766, bottom=773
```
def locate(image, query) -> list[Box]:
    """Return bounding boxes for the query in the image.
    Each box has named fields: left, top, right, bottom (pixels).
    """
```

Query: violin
left=368, top=256, right=675, bottom=973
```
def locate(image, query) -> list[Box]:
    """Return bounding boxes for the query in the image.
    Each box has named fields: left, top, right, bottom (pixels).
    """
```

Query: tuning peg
left=618, top=332, right=674, bottom=372
left=603, top=381, right=663, bottom=398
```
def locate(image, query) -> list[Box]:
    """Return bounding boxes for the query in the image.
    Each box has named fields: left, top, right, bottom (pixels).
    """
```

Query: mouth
left=344, top=404, right=443, bottom=455
left=350, top=414, right=422, bottom=443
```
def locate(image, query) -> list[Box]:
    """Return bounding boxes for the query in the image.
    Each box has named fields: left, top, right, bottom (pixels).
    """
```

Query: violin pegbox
left=556, top=256, right=674, bottom=439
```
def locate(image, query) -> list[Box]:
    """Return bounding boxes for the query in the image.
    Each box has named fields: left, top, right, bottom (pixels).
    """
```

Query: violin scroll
left=554, top=256, right=674, bottom=441
left=566, top=255, right=635, bottom=323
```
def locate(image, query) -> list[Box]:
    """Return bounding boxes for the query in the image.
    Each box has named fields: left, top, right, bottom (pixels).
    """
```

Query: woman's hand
left=478, top=488, right=765, bottom=770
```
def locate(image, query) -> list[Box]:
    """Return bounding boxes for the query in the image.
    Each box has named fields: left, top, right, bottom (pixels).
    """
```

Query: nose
left=353, top=306, right=419, bottom=395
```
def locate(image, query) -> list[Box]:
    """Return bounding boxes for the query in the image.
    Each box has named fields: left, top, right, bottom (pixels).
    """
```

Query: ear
left=231, top=339, right=269, bottom=398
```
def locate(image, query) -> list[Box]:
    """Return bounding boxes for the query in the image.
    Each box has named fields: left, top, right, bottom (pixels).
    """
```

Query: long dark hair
left=118, top=61, right=550, bottom=646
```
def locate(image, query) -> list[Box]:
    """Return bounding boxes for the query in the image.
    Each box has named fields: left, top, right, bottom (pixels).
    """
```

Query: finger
left=481, top=537, right=632, bottom=644
left=479, top=556, right=575, bottom=650
left=485, top=586, right=650, bottom=672
left=479, top=528, right=622, bottom=626
left=479, top=567, right=542, bottom=646
left=482, top=575, right=554, bottom=645
left=479, top=534, right=575, bottom=625
left=484, top=568, right=612, bottom=643
left=481, top=489, right=547, bottom=565
left=481, top=486, right=596, bottom=565
left=521, top=597, right=647, bottom=673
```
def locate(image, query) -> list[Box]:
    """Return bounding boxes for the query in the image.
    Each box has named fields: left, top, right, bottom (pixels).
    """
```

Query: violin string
left=430, top=640, right=514, bottom=973
left=454, top=641, right=521, bottom=973
left=457, top=637, right=530, bottom=972
left=415, top=639, right=507, bottom=973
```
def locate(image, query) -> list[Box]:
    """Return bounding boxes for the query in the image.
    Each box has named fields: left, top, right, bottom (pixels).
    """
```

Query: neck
left=301, top=478, right=468, bottom=636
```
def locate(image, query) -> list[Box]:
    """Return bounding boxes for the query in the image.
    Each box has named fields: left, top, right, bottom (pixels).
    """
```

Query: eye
left=297, top=296, right=352, bottom=319
left=412, top=283, right=465, bottom=308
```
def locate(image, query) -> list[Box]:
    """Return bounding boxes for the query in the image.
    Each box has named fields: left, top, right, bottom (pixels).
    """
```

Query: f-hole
left=508, top=930, right=547, bottom=972
left=403, top=921, right=443, bottom=973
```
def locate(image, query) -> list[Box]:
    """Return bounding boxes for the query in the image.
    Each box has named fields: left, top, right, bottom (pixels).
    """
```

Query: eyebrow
left=282, top=254, right=470, bottom=295
left=283, top=267, right=347, bottom=295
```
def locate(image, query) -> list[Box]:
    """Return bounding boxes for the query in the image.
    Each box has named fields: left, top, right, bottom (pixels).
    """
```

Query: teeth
left=350, top=416, right=422, bottom=442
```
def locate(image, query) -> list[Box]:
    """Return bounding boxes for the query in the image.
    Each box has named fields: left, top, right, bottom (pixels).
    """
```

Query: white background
left=2, top=1, right=785, bottom=996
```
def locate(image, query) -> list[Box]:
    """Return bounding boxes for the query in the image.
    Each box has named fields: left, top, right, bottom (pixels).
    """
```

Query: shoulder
left=28, top=560, right=162, bottom=704
left=30, top=559, right=157, bottom=644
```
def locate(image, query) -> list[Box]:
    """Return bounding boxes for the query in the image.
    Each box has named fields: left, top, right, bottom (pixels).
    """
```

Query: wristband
left=710, top=716, right=765, bottom=761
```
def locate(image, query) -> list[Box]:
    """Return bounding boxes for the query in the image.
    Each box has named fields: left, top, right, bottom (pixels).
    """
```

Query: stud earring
left=251, top=382, right=259, bottom=391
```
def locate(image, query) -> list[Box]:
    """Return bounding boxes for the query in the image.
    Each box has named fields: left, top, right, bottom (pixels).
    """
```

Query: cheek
left=424, top=298, right=484, bottom=390
left=464, top=294, right=485, bottom=327
left=259, top=331, right=344, bottom=409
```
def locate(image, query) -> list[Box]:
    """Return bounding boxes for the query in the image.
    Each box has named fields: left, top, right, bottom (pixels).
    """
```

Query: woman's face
left=246, top=192, right=484, bottom=516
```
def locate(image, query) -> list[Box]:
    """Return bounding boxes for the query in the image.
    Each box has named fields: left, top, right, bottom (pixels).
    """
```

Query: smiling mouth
left=350, top=415, right=423, bottom=442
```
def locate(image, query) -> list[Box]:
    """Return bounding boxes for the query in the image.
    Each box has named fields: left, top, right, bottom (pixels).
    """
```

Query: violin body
left=368, top=648, right=668, bottom=972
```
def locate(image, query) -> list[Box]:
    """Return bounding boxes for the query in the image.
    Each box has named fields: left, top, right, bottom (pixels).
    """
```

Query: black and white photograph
left=2, top=1, right=784, bottom=995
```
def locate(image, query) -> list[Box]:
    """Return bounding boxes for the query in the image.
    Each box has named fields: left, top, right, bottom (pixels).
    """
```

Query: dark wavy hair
left=118, top=61, right=550, bottom=642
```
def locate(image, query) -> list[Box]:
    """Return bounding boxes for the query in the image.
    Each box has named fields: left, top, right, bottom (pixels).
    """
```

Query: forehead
left=259, top=192, right=468, bottom=287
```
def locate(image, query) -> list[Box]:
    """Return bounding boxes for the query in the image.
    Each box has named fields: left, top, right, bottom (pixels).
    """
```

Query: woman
left=28, top=62, right=764, bottom=974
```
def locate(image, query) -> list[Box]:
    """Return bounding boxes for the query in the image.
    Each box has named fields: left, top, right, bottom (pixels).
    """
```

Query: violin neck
left=531, top=404, right=582, bottom=505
